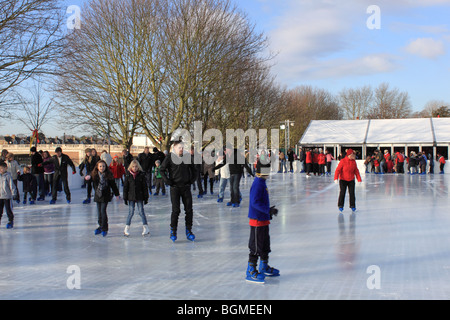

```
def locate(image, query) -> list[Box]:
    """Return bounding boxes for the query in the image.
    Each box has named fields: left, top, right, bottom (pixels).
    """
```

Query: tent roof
left=299, top=118, right=450, bottom=146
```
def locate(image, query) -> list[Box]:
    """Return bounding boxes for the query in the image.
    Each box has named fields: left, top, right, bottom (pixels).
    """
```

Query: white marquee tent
left=299, top=118, right=450, bottom=160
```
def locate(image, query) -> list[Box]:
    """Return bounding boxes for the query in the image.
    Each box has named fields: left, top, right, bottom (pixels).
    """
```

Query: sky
left=4, top=0, right=450, bottom=137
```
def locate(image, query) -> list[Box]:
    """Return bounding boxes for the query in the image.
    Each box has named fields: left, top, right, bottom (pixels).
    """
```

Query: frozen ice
left=1, top=171, right=450, bottom=300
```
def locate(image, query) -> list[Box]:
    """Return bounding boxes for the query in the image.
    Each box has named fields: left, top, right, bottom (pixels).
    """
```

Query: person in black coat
left=213, top=146, right=254, bottom=207
left=86, top=160, right=119, bottom=237
left=43, top=147, right=76, bottom=204
left=123, top=160, right=149, bottom=236
left=160, top=141, right=197, bottom=242
left=137, top=147, right=153, bottom=194
left=30, top=147, right=45, bottom=200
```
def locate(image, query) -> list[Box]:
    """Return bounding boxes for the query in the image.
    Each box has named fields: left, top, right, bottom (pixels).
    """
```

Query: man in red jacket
left=334, top=149, right=362, bottom=212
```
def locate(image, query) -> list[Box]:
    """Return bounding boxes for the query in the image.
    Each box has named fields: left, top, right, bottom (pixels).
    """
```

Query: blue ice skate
left=259, top=260, right=280, bottom=277
left=83, top=198, right=91, bottom=204
left=186, top=228, right=195, bottom=241
left=6, top=221, right=13, bottom=229
left=246, top=263, right=265, bottom=283
left=339, top=207, right=344, bottom=212
left=351, top=207, right=357, bottom=212
left=170, top=228, right=177, bottom=242
left=217, top=198, right=223, bottom=203
left=50, top=200, right=56, bottom=204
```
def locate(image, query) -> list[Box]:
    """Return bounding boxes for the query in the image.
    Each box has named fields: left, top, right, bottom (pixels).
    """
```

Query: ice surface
left=1, top=171, right=450, bottom=300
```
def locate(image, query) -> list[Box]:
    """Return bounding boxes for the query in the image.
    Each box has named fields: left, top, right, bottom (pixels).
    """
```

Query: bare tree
left=138, top=0, right=271, bottom=150
left=283, top=85, right=342, bottom=149
left=0, top=0, right=65, bottom=101
left=14, top=79, right=55, bottom=139
left=339, top=85, right=373, bottom=120
left=55, top=0, right=156, bottom=149
left=367, top=82, right=412, bottom=119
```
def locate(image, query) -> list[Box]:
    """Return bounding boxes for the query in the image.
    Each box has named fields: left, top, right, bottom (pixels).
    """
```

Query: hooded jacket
left=0, top=172, right=17, bottom=199
left=334, top=156, right=362, bottom=182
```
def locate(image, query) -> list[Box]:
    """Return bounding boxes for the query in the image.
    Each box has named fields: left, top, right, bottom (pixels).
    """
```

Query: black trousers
left=229, top=174, right=241, bottom=204
left=96, top=202, right=108, bottom=231
left=0, top=199, right=14, bottom=223
left=52, top=173, right=71, bottom=201
left=170, top=185, right=193, bottom=231
left=338, top=180, right=356, bottom=209
left=248, top=225, right=271, bottom=263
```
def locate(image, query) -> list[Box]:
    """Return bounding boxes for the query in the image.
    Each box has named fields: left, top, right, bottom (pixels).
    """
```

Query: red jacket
left=306, top=151, right=313, bottom=164
left=318, top=153, right=326, bottom=165
left=109, top=162, right=125, bottom=179
left=313, top=153, right=319, bottom=163
left=439, top=156, right=446, bottom=164
left=334, top=157, right=362, bottom=182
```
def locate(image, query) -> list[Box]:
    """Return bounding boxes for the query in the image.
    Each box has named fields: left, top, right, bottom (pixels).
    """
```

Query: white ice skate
left=124, top=225, right=130, bottom=237
left=142, top=225, right=150, bottom=236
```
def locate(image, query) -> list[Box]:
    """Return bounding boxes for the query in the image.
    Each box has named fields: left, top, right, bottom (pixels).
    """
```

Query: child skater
left=123, top=160, right=149, bottom=237
left=246, top=160, right=280, bottom=283
left=152, top=160, right=166, bottom=196
left=17, top=166, right=37, bottom=205
left=109, top=155, right=125, bottom=192
left=0, top=162, right=17, bottom=229
left=85, top=160, right=120, bottom=237
left=334, top=149, right=362, bottom=213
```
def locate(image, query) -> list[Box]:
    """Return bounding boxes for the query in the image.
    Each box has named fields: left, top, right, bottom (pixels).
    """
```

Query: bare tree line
left=1, top=0, right=449, bottom=151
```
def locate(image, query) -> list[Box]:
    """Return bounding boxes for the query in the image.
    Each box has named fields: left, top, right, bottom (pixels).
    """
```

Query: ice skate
left=94, top=228, right=102, bottom=235
left=246, top=263, right=265, bottom=284
left=186, top=228, right=195, bottom=241
left=102, top=231, right=108, bottom=237
left=6, top=221, right=13, bottom=229
left=82, top=198, right=91, bottom=204
left=259, top=260, right=280, bottom=277
left=142, top=225, right=150, bottom=236
left=124, top=225, right=130, bottom=237
left=170, top=228, right=177, bottom=242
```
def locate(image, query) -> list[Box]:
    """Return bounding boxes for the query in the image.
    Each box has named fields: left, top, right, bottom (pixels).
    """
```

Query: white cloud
left=404, top=37, right=446, bottom=59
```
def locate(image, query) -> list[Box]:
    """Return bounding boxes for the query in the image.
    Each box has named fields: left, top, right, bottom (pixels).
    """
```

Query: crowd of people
left=0, top=144, right=447, bottom=236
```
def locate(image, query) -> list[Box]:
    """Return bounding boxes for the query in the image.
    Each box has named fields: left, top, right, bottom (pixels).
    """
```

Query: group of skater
left=364, top=149, right=446, bottom=175
left=0, top=141, right=447, bottom=284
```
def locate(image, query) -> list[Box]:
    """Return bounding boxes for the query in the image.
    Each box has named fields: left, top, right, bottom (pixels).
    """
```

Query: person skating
left=246, top=160, right=279, bottom=283
left=123, top=160, right=149, bottom=237
left=17, top=166, right=37, bottom=205
left=438, top=154, right=446, bottom=174
left=160, top=141, right=197, bottom=242
left=85, top=160, right=120, bottom=237
left=334, top=149, right=362, bottom=213
left=0, top=162, right=17, bottom=229
left=213, top=146, right=253, bottom=207
left=43, top=147, right=76, bottom=204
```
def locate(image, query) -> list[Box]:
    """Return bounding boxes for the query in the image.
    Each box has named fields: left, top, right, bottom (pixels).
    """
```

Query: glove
left=269, top=206, right=278, bottom=217
left=124, top=200, right=128, bottom=206
left=144, top=200, right=148, bottom=205
left=334, top=179, right=339, bottom=184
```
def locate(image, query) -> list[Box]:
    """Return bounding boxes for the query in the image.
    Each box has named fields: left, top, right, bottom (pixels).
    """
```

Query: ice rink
left=1, top=170, right=450, bottom=300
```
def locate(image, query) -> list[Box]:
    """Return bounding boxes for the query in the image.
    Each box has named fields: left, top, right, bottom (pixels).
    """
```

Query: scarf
left=129, top=169, right=138, bottom=179
left=98, top=172, right=107, bottom=191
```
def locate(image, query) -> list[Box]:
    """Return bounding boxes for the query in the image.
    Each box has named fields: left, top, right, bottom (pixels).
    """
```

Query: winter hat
left=346, top=149, right=354, bottom=156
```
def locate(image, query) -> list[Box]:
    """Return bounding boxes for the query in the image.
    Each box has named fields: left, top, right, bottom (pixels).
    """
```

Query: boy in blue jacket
left=246, top=160, right=280, bottom=283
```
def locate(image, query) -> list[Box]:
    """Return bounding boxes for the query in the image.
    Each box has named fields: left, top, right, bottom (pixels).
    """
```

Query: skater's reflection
left=336, top=213, right=360, bottom=270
